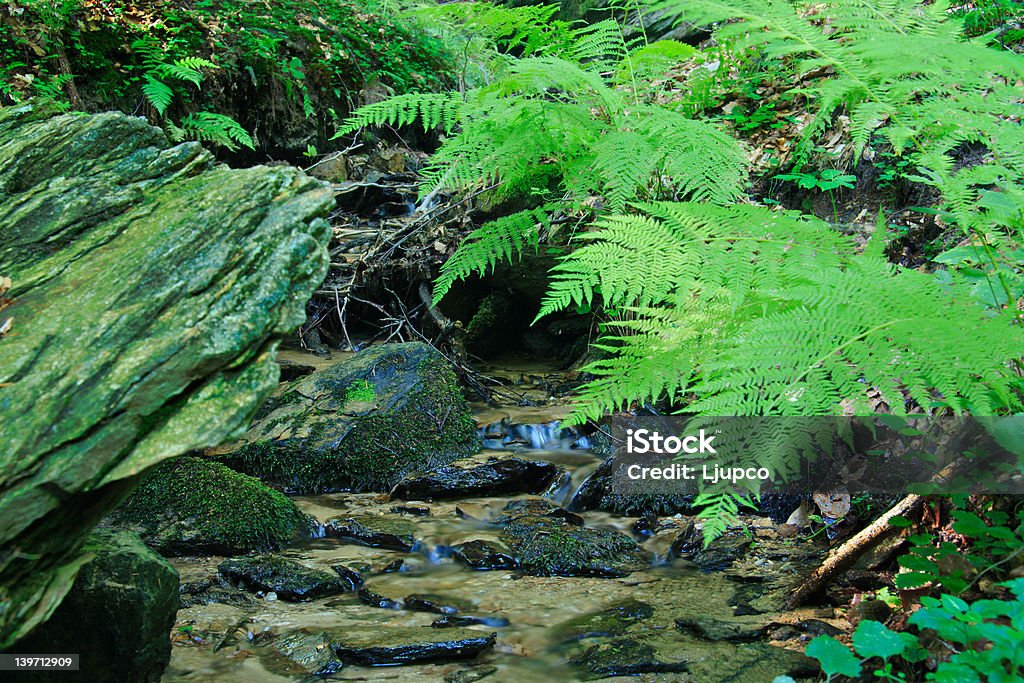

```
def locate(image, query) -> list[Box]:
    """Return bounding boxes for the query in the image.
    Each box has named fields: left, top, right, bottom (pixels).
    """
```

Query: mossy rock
left=551, top=599, right=654, bottom=644
left=500, top=516, right=653, bottom=577
left=218, top=556, right=348, bottom=601
left=10, top=529, right=179, bottom=683
left=109, top=457, right=314, bottom=556
left=214, top=342, right=480, bottom=493
left=0, top=106, right=330, bottom=646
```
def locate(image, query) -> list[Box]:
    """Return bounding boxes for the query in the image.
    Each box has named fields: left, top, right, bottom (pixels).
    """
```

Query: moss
left=110, top=456, right=314, bottom=556
left=220, top=343, right=480, bottom=494
left=500, top=516, right=652, bottom=577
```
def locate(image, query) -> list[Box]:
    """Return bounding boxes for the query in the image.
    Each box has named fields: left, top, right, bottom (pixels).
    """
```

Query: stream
left=162, top=355, right=830, bottom=683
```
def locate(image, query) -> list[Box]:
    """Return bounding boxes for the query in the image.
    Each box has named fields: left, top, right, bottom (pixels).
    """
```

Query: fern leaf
left=142, top=75, right=173, bottom=116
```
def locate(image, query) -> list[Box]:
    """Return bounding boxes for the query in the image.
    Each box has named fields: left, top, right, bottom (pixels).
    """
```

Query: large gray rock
left=9, top=529, right=179, bottom=682
left=213, top=342, right=480, bottom=492
left=0, top=105, right=331, bottom=645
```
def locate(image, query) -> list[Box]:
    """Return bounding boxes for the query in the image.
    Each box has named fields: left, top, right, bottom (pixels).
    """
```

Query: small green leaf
left=852, top=620, right=905, bottom=660
left=806, top=636, right=862, bottom=677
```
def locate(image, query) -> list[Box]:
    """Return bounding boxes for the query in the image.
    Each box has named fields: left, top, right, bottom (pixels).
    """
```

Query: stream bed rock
left=500, top=516, right=653, bottom=577
left=391, top=454, right=564, bottom=500
left=213, top=342, right=480, bottom=493
left=325, top=626, right=496, bottom=665
left=218, top=556, right=350, bottom=601
left=0, top=105, right=331, bottom=645
left=324, top=514, right=419, bottom=551
left=11, top=529, right=179, bottom=683
left=108, top=456, right=314, bottom=556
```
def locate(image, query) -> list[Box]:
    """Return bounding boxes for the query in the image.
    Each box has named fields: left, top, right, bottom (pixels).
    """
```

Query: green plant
left=335, top=7, right=746, bottom=302
left=540, top=203, right=1021, bottom=423
left=807, top=580, right=1024, bottom=682
left=775, top=168, right=857, bottom=223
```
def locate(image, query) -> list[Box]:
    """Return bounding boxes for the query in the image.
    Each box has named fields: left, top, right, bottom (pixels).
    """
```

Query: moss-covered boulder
left=500, top=516, right=653, bottom=578
left=0, top=106, right=331, bottom=646
left=9, top=529, right=179, bottom=683
left=218, top=556, right=349, bottom=601
left=109, top=457, right=314, bottom=556
left=213, top=342, right=480, bottom=493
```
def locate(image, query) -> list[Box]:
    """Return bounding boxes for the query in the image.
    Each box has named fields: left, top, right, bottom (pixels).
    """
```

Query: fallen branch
left=785, top=455, right=974, bottom=609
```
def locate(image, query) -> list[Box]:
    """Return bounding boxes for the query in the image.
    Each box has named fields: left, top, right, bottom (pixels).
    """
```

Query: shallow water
left=163, top=358, right=826, bottom=682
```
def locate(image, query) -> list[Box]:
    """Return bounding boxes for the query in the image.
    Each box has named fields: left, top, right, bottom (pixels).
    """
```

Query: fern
left=546, top=203, right=1022, bottom=422
left=141, top=74, right=174, bottom=116
left=653, top=0, right=1024, bottom=166
left=433, top=206, right=549, bottom=302
left=334, top=93, right=464, bottom=137
left=172, top=112, right=255, bottom=151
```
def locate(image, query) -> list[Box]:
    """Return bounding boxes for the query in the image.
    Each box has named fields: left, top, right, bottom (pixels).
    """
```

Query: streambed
left=162, top=358, right=831, bottom=682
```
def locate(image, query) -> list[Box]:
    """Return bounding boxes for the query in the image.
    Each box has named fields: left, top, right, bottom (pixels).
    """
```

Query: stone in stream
left=670, top=523, right=752, bottom=572
left=323, top=514, right=418, bottom=551
left=108, top=456, right=315, bottom=556
left=451, top=539, right=519, bottom=571
left=551, top=599, right=655, bottom=643
left=391, top=454, right=564, bottom=500
left=0, top=105, right=331, bottom=646
left=325, top=626, right=496, bottom=665
left=357, top=587, right=402, bottom=609
left=444, top=665, right=499, bottom=683
left=494, top=498, right=584, bottom=526
left=675, top=615, right=772, bottom=642
left=500, top=516, right=653, bottom=577
left=264, top=629, right=343, bottom=676
left=212, top=342, right=480, bottom=493
left=569, top=456, right=698, bottom=516
left=569, top=638, right=689, bottom=680
left=330, top=564, right=364, bottom=591
left=10, top=529, right=179, bottom=683
left=403, top=593, right=475, bottom=615
left=218, top=556, right=350, bottom=601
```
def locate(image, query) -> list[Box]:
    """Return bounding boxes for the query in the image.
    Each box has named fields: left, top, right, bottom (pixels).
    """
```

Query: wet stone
left=217, top=556, right=348, bottom=601
left=265, top=629, right=343, bottom=676
left=796, top=619, right=843, bottom=638
left=569, top=638, right=689, bottom=680
left=329, top=564, right=364, bottom=591
left=675, top=616, right=771, bottom=642
left=451, top=540, right=518, bottom=571
left=325, top=626, right=496, bottom=666
left=323, top=514, right=418, bottom=551
left=444, top=665, right=498, bottom=683
left=494, top=498, right=584, bottom=526
left=391, top=504, right=431, bottom=516
left=403, top=593, right=475, bottom=615
left=391, top=456, right=563, bottom=500
left=551, top=599, right=654, bottom=643
left=672, top=527, right=752, bottom=572
left=501, top=516, right=653, bottom=577
left=357, top=587, right=401, bottom=609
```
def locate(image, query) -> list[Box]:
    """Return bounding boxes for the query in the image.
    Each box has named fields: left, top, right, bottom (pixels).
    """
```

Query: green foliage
left=896, top=498, right=1024, bottom=595
left=541, top=202, right=1021, bottom=423
left=337, top=3, right=746, bottom=302
left=775, top=169, right=856, bottom=192
left=1, top=0, right=454, bottom=153
left=808, top=580, right=1024, bottom=682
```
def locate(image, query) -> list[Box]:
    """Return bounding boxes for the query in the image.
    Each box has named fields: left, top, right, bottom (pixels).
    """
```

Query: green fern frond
left=333, top=93, right=464, bottom=138
left=141, top=75, right=173, bottom=116
left=433, top=207, right=549, bottom=303
left=548, top=202, right=1021, bottom=421
left=176, top=112, right=255, bottom=151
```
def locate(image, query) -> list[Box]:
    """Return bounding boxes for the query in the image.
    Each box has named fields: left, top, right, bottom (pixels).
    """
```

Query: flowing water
left=162, top=356, right=827, bottom=682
